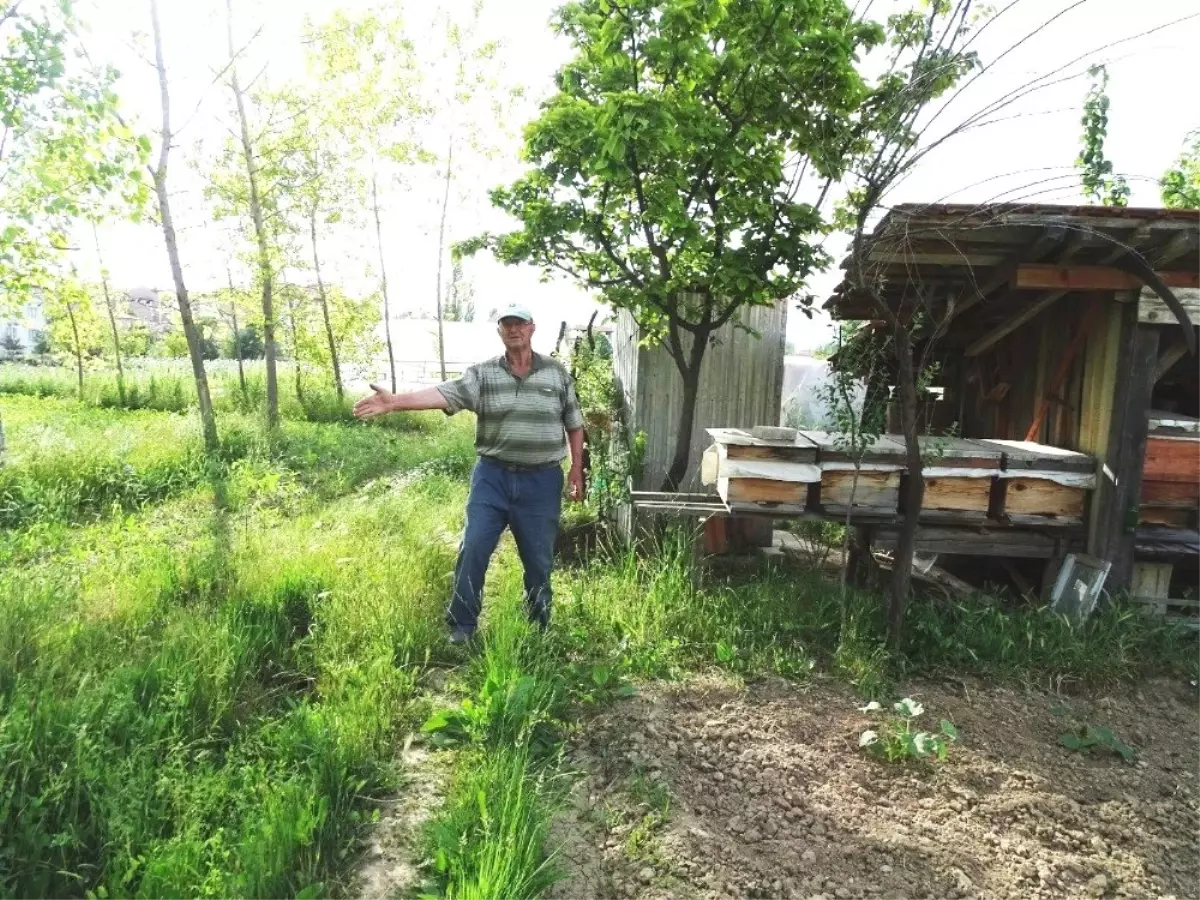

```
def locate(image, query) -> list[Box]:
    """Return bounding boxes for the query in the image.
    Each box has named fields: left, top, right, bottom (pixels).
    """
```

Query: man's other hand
left=567, top=467, right=585, bottom=503
left=353, top=384, right=396, bottom=419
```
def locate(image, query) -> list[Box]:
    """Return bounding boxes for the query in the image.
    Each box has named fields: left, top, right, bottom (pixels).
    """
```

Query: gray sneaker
left=448, top=627, right=474, bottom=646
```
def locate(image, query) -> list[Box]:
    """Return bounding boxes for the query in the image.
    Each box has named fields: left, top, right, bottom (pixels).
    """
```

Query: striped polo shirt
left=437, top=352, right=584, bottom=467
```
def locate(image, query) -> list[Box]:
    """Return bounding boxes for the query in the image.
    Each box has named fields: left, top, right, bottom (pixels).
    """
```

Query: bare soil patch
left=553, top=673, right=1199, bottom=900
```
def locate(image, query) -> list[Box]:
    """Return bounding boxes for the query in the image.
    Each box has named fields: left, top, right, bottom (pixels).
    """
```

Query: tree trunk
left=434, top=139, right=453, bottom=383
left=226, top=267, right=247, bottom=400
left=151, top=0, right=218, bottom=455
left=661, top=323, right=709, bottom=492
left=888, top=328, right=925, bottom=650
left=310, top=207, right=341, bottom=398
left=372, top=172, right=397, bottom=392
left=66, top=301, right=84, bottom=400
left=227, top=0, right=277, bottom=429
left=93, top=222, right=125, bottom=407
left=281, top=270, right=303, bottom=404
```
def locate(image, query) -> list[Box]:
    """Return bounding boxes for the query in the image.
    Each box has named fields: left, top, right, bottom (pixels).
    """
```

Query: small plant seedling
left=858, top=697, right=958, bottom=763
left=1059, top=724, right=1136, bottom=762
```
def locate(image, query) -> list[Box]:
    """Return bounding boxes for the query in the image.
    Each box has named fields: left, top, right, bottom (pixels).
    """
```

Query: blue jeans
left=447, top=457, right=563, bottom=633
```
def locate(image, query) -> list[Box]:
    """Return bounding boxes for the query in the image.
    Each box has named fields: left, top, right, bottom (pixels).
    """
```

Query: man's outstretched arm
left=353, top=384, right=450, bottom=419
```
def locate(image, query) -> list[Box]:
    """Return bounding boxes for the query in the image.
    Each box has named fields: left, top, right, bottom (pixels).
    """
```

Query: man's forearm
left=567, top=427, right=584, bottom=471
left=389, top=385, right=450, bottom=412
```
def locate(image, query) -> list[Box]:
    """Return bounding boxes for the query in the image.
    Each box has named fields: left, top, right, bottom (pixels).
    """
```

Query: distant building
left=122, top=286, right=173, bottom=335
left=0, top=295, right=47, bottom=358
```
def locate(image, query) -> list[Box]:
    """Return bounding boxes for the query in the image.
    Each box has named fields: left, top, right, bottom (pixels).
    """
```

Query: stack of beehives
left=701, top=428, right=1095, bottom=524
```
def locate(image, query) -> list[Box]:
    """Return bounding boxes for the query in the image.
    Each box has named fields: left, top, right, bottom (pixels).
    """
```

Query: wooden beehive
left=1139, top=434, right=1200, bottom=527
left=978, top=439, right=1096, bottom=524
left=800, top=431, right=905, bottom=515
left=916, top=437, right=1001, bottom=517
left=704, top=429, right=819, bottom=512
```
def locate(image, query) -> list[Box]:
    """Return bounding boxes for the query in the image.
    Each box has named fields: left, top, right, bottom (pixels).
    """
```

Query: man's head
left=496, top=304, right=535, bottom=354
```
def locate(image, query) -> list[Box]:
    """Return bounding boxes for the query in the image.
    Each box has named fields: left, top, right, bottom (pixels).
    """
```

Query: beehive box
left=978, top=439, right=1096, bottom=523
left=799, top=431, right=905, bottom=515
left=703, top=429, right=820, bottom=511
left=1139, top=434, right=1200, bottom=527
left=917, top=437, right=1002, bottom=516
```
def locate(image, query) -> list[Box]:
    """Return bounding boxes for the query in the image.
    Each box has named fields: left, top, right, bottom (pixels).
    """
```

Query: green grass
left=0, top=361, right=406, bottom=427
left=3, top=391, right=1196, bottom=900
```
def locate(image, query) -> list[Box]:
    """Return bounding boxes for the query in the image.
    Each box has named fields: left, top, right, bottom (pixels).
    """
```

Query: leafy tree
left=427, top=1, right=520, bottom=381
left=306, top=7, right=423, bottom=392
left=232, top=325, right=264, bottom=360
left=120, top=320, right=152, bottom=358
left=44, top=276, right=104, bottom=397
left=443, top=261, right=475, bottom=323
left=148, top=0, right=219, bottom=454
left=465, top=0, right=885, bottom=490
left=1076, top=64, right=1129, bottom=208
left=1, top=1, right=148, bottom=299
left=1161, top=129, right=1200, bottom=209
left=223, top=0, right=279, bottom=427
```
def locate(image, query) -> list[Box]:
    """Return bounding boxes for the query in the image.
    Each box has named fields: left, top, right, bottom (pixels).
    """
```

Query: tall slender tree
left=91, top=222, right=125, bottom=406
left=307, top=8, right=423, bottom=392
left=149, top=0, right=218, bottom=454
left=225, top=0, right=278, bottom=428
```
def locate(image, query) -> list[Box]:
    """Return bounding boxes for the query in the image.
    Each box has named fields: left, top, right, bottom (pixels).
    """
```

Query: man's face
left=498, top=316, right=535, bottom=352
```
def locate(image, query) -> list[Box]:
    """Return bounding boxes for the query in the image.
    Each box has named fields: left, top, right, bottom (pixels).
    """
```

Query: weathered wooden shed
left=825, top=203, right=1199, bottom=614
left=612, top=301, right=787, bottom=492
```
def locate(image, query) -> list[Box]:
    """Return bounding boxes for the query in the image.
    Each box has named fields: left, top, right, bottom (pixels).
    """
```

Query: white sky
left=73, top=0, right=1200, bottom=352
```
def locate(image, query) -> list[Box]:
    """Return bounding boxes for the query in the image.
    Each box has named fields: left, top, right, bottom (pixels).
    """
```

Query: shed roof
left=824, top=203, right=1199, bottom=350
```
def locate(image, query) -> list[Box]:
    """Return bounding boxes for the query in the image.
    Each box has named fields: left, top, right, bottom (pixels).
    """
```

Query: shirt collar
left=499, top=351, right=545, bottom=375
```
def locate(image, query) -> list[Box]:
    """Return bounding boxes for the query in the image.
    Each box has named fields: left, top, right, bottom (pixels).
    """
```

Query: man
left=353, top=304, right=585, bottom=643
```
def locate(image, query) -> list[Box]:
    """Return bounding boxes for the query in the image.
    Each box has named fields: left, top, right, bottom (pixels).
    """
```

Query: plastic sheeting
left=717, top=458, right=822, bottom=483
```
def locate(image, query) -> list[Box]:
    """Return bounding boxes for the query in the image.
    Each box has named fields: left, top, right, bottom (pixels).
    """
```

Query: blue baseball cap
left=496, top=304, right=534, bottom=322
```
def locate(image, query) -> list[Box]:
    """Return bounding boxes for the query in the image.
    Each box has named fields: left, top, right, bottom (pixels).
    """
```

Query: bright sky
left=75, top=0, right=1200, bottom=352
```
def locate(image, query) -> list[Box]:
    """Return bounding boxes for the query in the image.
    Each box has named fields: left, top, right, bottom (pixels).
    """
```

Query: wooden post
left=1095, top=318, right=1160, bottom=591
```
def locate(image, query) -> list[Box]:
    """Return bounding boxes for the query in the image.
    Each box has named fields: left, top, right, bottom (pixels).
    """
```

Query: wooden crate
left=706, top=428, right=818, bottom=462
left=719, top=476, right=808, bottom=506
left=820, top=470, right=901, bottom=509
left=1143, top=435, right=1199, bottom=479
left=917, top=437, right=1002, bottom=515
left=1003, top=477, right=1086, bottom=518
left=978, top=439, right=1095, bottom=522
left=922, top=474, right=993, bottom=513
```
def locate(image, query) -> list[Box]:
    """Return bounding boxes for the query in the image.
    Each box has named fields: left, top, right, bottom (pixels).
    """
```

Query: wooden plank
left=1138, top=506, right=1194, bottom=527
left=799, top=430, right=907, bottom=465
left=1154, top=341, right=1190, bottom=382
left=1143, top=436, right=1200, bottom=483
left=1100, top=324, right=1161, bottom=589
left=979, top=439, right=1095, bottom=473
left=917, top=436, right=1003, bottom=467
left=1016, top=264, right=1200, bottom=292
left=1131, top=563, right=1173, bottom=617
left=965, top=290, right=1068, bottom=358
left=720, top=477, right=808, bottom=506
left=922, top=475, right=994, bottom=513
left=1138, top=286, right=1200, bottom=326
left=871, top=525, right=1061, bottom=558
left=1002, top=478, right=1087, bottom=519
left=820, top=470, right=901, bottom=509
left=1149, top=412, right=1200, bottom=435
left=1140, top=478, right=1200, bottom=508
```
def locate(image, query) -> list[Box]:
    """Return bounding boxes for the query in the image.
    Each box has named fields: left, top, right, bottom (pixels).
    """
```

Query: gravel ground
left=551, top=673, right=1199, bottom=900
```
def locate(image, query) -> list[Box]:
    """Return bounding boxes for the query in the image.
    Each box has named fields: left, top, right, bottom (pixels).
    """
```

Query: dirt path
left=553, top=673, right=1199, bottom=900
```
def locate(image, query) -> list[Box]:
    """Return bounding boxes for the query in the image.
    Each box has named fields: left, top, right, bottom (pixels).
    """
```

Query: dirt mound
left=553, top=674, right=1199, bottom=900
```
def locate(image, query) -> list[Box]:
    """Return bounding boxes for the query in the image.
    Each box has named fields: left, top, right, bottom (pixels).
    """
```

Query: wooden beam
left=1096, top=322, right=1160, bottom=591
left=964, top=290, right=1067, bottom=357
left=1150, top=231, right=1197, bottom=268
left=945, top=228, right=1071, bottom=325
left=1139, top=286, right=1200, bottom=326
left=1015, top=264, right=1200, bottom=292
left=1155, top=341, right=1189, bottom=383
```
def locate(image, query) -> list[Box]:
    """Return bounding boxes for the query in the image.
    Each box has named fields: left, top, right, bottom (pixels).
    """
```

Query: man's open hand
left=567, top=467, right=585, bottom=503
left=353, top=384, right=396, bottom=420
